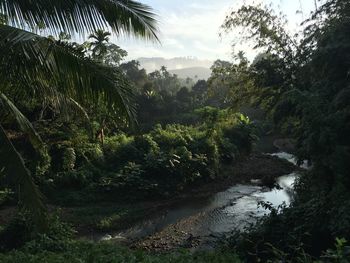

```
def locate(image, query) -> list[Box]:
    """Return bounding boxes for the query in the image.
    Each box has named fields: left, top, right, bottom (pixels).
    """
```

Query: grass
left=0, top=241, right=242, bottom=263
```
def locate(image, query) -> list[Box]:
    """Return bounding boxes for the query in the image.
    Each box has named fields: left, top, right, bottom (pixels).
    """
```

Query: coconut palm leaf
left=0, top=93, right=44, bottom=150
left=0, top=93, right=47, bottom=229
left=0, top=123, right=47, bottom=230
left=0, top=0, right=159, bottom=40
left=0, top=25, right=136, bottom=123
left=0, top=25, right=135, bottom=230
left=55, top=96, right=94, bottom=138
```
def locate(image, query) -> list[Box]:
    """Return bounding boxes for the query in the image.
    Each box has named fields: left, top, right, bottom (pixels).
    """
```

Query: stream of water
left=99, top=152, right=301, bottom=248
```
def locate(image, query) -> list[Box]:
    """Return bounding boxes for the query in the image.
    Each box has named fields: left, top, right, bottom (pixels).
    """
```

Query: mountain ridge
left=137, top=57, right=213, bottom=70
left=135, top=57, right=213, bottom=80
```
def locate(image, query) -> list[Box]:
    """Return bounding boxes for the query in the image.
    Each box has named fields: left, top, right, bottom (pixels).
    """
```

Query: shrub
left=0, top=213, right=30, bottom=251
left=133, top=135, right=159, bottom=155
left=23, top=214, right=75, bottom=253
left=74, top=142, right=104, bottom=165
left=53, top=169, right=94, bottom=189
left=0, top=212, right=75, bottom=253
left=150, top=124, right=193, bottom=150
left=103, top=135, right=139, bottom=169
left=62, top=147, right=76, bottom=171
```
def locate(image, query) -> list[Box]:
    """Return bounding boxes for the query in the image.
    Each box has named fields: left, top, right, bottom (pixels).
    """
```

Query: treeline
left=122, top=60, right=250, bottom=131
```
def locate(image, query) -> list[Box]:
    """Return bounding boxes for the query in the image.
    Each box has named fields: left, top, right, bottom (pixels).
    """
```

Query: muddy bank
left=230, top=153, right=297, bottom=180
left=178, top=153, right=298, bottom=199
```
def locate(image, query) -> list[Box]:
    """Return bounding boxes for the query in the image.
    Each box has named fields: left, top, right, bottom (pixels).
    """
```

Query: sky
left=111, top=0, right=318, bottom=62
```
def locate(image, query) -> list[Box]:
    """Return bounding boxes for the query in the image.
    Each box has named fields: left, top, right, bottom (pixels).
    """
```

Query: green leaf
left=0, top=0, right=159, bottom=40
left=0, top=25, right=136, bottom=124
left=0, top=93, right=44, bottom=150
left=0, top=123, right=47, bottom=231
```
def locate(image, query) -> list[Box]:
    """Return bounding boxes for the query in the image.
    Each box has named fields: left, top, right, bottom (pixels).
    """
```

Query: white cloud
left=112, top=0, right=233, bottom=61
left=110, top=0, right=318, bottom=62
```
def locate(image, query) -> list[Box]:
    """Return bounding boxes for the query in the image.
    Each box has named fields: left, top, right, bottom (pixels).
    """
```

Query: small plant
left=322, top=238, right=350, bottom=263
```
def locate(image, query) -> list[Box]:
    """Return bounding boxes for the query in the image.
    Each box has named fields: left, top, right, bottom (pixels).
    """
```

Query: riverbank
left=60, top=153, right=297, bottom=240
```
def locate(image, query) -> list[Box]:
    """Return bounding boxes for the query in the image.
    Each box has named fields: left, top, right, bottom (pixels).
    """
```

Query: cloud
left=111, top=0, right=317, bottom=62
left=112, top=0, right=233, bottom=61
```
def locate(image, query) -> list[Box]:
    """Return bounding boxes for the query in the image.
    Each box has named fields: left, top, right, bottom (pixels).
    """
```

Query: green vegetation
left=0, top=0, right=158, bottom=229
left=18, top=110, right=254, bottom=209
left=0, top=0, right=350, bottom=262
left=0, top=242, right=242, bottom=263
left=1, top=109, right=254, bottom=201
left=215, top=0, right=350, bottom=261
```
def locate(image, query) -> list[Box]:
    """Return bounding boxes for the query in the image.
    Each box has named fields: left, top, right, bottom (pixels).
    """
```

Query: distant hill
left=169, top=67, right=212, bottom=80
left=136, top=57, right=213, bottom=77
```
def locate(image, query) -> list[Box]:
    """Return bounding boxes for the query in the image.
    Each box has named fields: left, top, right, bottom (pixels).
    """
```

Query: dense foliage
left=0, top=0, right=159, bottom=229
left=217, top=0, right=350, bottom=260
left=24, top=109, right=254, bottom=204
left=1, top=0, right=350, bottom=262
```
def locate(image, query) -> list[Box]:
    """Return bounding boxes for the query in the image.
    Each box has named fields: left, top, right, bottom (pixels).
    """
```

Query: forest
left=0, top=0, right=349, bottom=262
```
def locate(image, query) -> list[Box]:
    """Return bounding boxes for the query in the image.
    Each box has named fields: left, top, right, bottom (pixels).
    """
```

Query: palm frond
left=0, top=93, right=44, bottom=150
left=0, top=25, right=136, bottom=124
left=0, top=123, right=47, bottom=231
left=54, top=96, right=94, bottom=138
left=0, top=0, right=159, bottom=40
left=89, top=29, right=111, bottom=42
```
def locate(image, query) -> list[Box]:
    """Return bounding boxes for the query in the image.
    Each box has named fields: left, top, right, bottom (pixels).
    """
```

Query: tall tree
left=88, top=29, right=112, bottom=61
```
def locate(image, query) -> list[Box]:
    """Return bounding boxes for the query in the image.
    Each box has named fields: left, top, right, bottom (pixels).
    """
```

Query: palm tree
left=89, top=29, right=112, bottom=61
left=0, top=0, right=159, bottom=230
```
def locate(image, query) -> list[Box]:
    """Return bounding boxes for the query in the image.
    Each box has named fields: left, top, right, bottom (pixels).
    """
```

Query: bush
left=221, top=114, right=256, bottom=156
left=53, top=168, right=94, bottom=189
left=0, top=212, right=74, bottom=253
left=75, top=142, right=104, bottom=165
left=230, top=168, right=350, bottom=261
left=150, top=124, right=192, bottom=150
left=23, top=214, right=75, bottom=253
left=0, top=213, right=31, bottom=251
left=133, top=135, right=159, bottom=155
left=103, top=135, right=138, bottom=169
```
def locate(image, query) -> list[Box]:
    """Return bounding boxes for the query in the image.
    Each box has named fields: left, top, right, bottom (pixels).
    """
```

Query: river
left=100, top=152, right=301, bottom=250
